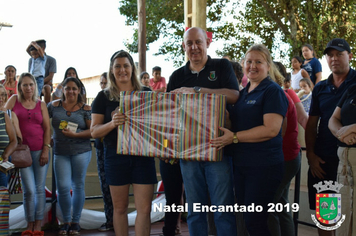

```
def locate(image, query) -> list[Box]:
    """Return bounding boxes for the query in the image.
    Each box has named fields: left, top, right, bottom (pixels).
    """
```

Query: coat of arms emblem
left=208, top=71, right=217, bottom=81
left=311, top=181, right=346, bottom=230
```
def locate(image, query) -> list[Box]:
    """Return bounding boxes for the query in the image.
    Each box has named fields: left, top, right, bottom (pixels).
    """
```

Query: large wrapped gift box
left=117, top=91, right=226, bottom=161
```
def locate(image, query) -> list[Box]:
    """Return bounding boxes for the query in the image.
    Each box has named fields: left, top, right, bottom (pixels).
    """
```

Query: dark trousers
left=97, top=148, right=113, bottom=223
left=234, top=163, right=284, bottom=236
left=160, top=160, right=184, bottom=236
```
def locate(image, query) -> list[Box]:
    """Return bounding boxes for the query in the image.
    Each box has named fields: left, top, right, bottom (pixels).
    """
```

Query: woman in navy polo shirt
left=301, top=44, right=322, bottom=85
left=211, top=44, right=288, bottom=236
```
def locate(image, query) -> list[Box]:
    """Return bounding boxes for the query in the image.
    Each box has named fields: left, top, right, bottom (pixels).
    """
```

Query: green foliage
left=119, top=0, right=227, bottom=67
left=119, top=0, right=185, bottom=66
left=119, top=0, right=356, bottom=69
left=218, top=0, right=356, bottom=68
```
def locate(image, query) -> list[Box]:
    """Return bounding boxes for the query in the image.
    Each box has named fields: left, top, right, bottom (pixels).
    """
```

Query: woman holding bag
left=0, top=85, right=18, bottom=181
left=0, top=84, right=22, bottom=141
left=0, top=84, right=18, bottom=236
left=5, top=72, right=51, bottom=235
left=0, top=83, right=23, bottom=198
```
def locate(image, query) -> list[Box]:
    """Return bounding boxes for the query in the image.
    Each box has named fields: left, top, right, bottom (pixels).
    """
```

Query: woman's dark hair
left=230, top=61, right=244, bottom=84
left=140, top=71, right=149, bottom=80
left=292, top=56, right=303, bottom=64
left=63, top=67, right=86, bottom=95
left=64, top=67, right=79, bottom=80
left=101, top=72, right=107, bottom=79
left=302, top=44, right=316, bottom=58
left=284, top=73, right=291, bottom=83
left=4, top=65, right=17, bottom=81
left=5, top=65, right=16, bottom=72
left=61, top=77, right=84, bottom=104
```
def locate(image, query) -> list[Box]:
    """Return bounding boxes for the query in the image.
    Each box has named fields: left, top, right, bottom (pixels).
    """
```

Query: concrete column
left=184, top=0, right=206, bottom=30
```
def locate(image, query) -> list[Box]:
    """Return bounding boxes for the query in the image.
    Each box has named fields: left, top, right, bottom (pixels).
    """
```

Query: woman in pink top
left=2, top=65, right=18, bottom=98
left=5, top=72, right=51, bottom=236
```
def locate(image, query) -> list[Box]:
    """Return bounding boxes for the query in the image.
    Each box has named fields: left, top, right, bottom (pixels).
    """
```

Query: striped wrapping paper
left=117, top=91, right=226, bottom=161
left=0, top=187, right=9, bottom=235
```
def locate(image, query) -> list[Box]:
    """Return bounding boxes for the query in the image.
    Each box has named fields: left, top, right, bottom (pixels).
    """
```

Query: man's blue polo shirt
left=167, top=56, right=239, bottom=91
left=228, top=77, right=288, bottom=167
left=309, top=68, right=356, bottom=160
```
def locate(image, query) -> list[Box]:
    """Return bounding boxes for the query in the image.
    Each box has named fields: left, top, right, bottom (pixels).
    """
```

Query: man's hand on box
left=171, top=87, right=195, bottom=94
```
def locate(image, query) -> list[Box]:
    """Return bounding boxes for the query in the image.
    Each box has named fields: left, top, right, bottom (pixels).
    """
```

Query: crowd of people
left=0, top=30, right=355, bottom=236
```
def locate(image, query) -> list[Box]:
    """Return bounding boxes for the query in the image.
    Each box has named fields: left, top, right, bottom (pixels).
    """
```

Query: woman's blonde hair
left=17, top=73, right=38, bottom=103
left=245, top=44, right=283, bottom=86
left=106, top=50, right=142, bottom=101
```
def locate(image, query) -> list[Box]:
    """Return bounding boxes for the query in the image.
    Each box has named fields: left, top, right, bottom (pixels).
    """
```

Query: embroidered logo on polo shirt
left=246, top=100, right=256, bottom=104
left=208, top=71, right=218, bottom=81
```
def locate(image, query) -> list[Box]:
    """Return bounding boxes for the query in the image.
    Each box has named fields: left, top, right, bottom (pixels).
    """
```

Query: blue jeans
left=0, top=171, right=7, bottom=187
left=268, top=151, right=301, bottom=236
left=96, top=147, right=113, bottom=224
left=180, top=156, right=236, bottom=236
left=35, top=76, right=44, bottom=97
left=54, top=151, right=91, bottom=223
left=20, top=150, right=50, bottom=222
left=234, top=163, right=284, bottom=236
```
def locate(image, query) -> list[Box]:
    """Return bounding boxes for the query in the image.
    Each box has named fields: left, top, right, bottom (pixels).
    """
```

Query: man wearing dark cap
left=305, top=38, right=356, bottom=236
left=27, top=39, right=57, bottom=103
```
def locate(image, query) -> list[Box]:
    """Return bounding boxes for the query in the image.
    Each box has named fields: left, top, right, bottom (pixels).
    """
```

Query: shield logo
left=208, top=71, right=217, bottom=81
left=315, top=193, right=342, bottom=225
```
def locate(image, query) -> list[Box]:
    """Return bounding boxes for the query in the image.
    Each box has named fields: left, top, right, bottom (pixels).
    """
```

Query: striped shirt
left=0, top=112, right=9, bottom=157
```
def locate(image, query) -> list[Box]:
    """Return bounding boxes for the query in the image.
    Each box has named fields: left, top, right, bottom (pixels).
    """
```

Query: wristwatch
left=232, top=133, right=239, bottom=144
left=193, top=86, right=201, bottom=93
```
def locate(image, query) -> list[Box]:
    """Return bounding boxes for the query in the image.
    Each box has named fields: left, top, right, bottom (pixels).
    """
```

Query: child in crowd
left=291, top=56, right=311, bottom=92
left=283, top=75, right=292, bottom=90
left=26, top=41, right=47, bottom=97
left=297, top=78, right=313, bottom=113
left=149, top=66, right=166, bottom=92
left=140, top=71, right=151, bottom=88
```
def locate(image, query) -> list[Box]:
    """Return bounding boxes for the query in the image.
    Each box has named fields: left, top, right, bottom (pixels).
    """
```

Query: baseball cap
left=323, top=38, right=351, bottom=54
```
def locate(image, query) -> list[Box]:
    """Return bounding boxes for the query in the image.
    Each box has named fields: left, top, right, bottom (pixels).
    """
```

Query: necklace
left=62, top=101, right=80, bottom=117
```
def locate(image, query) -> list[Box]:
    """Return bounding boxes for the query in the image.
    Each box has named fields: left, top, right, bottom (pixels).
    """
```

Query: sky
left=0, top=0, right=180, bottom=84
left=0, top=0, right=331, bottom=85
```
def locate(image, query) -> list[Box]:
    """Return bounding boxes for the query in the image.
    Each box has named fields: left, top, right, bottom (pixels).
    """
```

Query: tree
left=119, top=0, right=356, bottom=68
left=119, top=0, right=227, bottom=67
left=217, top=0, right=356, bottom=67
